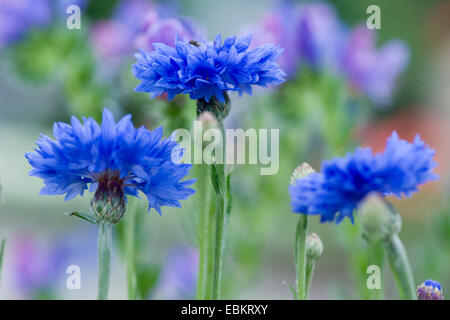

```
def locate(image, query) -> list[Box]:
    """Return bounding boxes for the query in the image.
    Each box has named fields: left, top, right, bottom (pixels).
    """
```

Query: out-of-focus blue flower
left=417, top=279, right=444, bottom=300
left=0, top=0, right=51, bottom=49
left=290, top=131, right=438, bottom=223
left=341, top=26, right=410, bottom=106
left=154, top=247, right=198, bottom=299
left=133, top=34, right=286, bottom=102
left=25, top=108, right=195, bottom=214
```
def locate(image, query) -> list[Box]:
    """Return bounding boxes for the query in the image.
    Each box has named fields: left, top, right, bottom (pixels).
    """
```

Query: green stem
left=295, top=214, right=308, bottom=300
left=0, top=237, right=6, bottom=285
left=97, top=221, right=112, bottom=300
left=211, top=121, right=227, bottom=300
left=125, top=200, right=137, bottom=300
left=385, top=234, right=415, bottom=300
left=212, top=175, right=225, bottom=299
left=196, top=163, right=212, bottom=299
left=204, top=190, right=216, bottom=299
left=305, top=258, right=315, bottom=299
left=368, top=241, right=384, bottom=300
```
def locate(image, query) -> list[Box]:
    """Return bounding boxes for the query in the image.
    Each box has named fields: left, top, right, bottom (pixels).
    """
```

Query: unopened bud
left=358, top=193, right=401, bottom=242
left=417, top=280, right=444, bottom=300
left=290, top=163, right=315, bottom=185
left=306, top=233, right=323, bottom=260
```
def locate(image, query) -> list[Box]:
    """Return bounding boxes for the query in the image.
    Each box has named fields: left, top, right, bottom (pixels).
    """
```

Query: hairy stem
left=295, top=215, right=308, bottom=300
left=385, top=234, right=415, bottom=300
left=97, top=221, right=112, bottom=300
left=305, top=258, right=315, bottom=299
left=0, top=237, right=5, bottom=285
left=211, top=121, right=227, bottom=300
left=196, top=163, right=212, bottom=299
left=125, top=199, right=137, bottom=300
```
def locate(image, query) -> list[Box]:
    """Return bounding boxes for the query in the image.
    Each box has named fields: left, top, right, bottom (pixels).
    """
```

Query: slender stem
left=385, top=234, right=415, bottom=300
left=368, top=241, right=384, bottom=300
left=211, top=121, right=227, bottom=300
left=204, top=190, right=216, bottom=299
left=196, top=163, right=212, bottom=299
left=0, top=237, right=5, bottom=285
left=125, top=199, right=137, bottom=300
left=295, top=214, right=308, bottom=300
left=212, top=176, right=225, bottom=299
left=97, top=221, right=112, bottom=300
left=305, top=258, right=315, bottom=299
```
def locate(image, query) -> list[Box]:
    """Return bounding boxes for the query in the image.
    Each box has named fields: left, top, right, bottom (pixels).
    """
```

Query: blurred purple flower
left=341, top=25, right=410, bottom=106
left=90, top=20, right=134, bottom=62
left=242, top=6, right=300, bottom=76
left=0, top=0, right=51, bottom=49
left=10, top=230, right=98, bottom=299
left=11, top=236, right=68, bottom=298
left=297, top=2, right=346, bottom=71
left=134, top=12, right=205, bottom=51
left=155, top=247, right=198, bottom=299
left=90, top=0, right=153, bottom=62
left=114, top=0, right=154, bottom=34
left=242, top=1, right=345, bottom=77
left=242, top=1, right=409, bottom=106
left=90, top=0, right=203, bottom=63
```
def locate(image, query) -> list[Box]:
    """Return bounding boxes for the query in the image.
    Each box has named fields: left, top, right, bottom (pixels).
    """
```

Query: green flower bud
left=196, top=93, right=230, bottom=120
left=306, top=233, right=323, bottom=260
left=290, top=162, right=315, bottom=185
left=358, top=193, right=401, bottom=242
left=91, top=172, right=126, bottom=224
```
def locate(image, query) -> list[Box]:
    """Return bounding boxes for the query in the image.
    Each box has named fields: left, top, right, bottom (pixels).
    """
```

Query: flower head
left=132, top=34, right=286, bottom=103
left=417, top=280, right=444, bottom=300
left=26, top=108, right=195, bottom=216
left=289, top=131, right=438, bottom=223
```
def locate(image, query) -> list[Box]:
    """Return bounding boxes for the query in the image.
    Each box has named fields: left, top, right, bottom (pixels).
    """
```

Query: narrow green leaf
left=65, top=211, right=97, bottom=225
left=283, top=281, right=297, bottom=299
left=0, top=237, right=6, bottom=284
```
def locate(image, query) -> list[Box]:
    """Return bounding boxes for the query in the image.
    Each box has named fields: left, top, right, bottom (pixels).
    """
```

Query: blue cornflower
left=26, top=108, right=195, bottom=216
left=289, top=131, right=438, bottom=223
left=132, top=34, right=286, bottom=103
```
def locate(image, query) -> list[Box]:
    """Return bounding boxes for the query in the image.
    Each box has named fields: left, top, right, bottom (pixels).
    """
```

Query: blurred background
left=0, top=0, right=449, bottom=299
